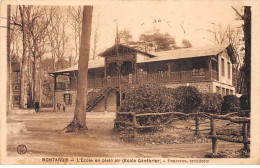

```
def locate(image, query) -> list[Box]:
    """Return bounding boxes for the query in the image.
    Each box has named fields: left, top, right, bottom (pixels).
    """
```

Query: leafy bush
left=239, top=94, right=250, bottom=117
left=221, top=95, right=240, bottom=113
left=119, top=84, right=176, bottom=114
left=200, top=93, right=223, bottom=114
left=174, top=86, right=202, bottom=113
left=239, top=94, right=250, bottom=110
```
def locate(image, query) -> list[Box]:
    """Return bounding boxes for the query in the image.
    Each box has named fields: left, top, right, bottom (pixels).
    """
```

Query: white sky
left=6, top=1, right=245, bottom=59
left=90, top=1, right=244, bottom=53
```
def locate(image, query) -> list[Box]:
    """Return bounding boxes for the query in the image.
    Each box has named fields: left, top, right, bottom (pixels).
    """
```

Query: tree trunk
left=7, top=5, right=11, bottom=112
left=27, top=43, right=32, bottom=108
left=243, top=6, right=251, bottom=96
left=19, top=5, right=27, bottom=108
left=32, top=54, right=36, bottom=107
left=64, top=5, right=93, bottom=133
left=39, top=55, right=42, bottom=107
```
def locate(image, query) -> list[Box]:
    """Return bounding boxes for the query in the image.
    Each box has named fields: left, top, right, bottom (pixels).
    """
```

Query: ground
left=7, top=108, right=244, bottom=158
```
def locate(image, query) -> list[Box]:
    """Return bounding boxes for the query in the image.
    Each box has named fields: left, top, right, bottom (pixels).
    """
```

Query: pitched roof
left=49, top=43, right=235, bottom=74
left=137, top=43, right=234, bottom=63
left=48, top=57, right=105, bottom=74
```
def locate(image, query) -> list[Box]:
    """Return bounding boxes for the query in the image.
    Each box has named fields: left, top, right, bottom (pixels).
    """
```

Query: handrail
left=55, top=70, right=211, bottom=90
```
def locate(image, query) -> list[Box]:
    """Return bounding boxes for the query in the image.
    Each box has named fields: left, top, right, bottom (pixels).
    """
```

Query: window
left=64, top=93, right=72, bottom=105
left=221, top=58, right=225, bottom=76
left=222, top=88, right=226, bottom=96
left=227, top=62, right=231, bottom=79
left=226, top=89, right=230, bottom=95
left=216, top=86, right=221, bottom=95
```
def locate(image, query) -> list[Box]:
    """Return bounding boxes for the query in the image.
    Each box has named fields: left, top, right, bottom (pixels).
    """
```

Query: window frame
left=221, top=58, right=225, bottom=77
left=63, top=93, right=72, bottom=106
left=227, top=62, right=231, bottom=79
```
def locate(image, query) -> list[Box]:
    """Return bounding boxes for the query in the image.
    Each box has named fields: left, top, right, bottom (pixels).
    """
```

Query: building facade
left=49, top=43, right=236, bottom=112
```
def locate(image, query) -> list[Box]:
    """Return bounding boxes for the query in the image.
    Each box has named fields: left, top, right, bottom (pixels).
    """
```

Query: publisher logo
left=17, top=144, right=27, bottom=155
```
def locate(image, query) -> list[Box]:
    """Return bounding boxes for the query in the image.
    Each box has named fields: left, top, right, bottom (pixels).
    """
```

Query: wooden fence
left=114, top=111, right=250, bottom=155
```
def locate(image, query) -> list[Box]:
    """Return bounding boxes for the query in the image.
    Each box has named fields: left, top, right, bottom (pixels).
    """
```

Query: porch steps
left=86, top=87, right=112, bottom=112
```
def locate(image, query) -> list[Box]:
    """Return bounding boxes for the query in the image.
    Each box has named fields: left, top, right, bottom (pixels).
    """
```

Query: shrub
left=119, top=84, right=176, bottom=114
left=239, top=94, right=250, bottom=110
left=173, top=86, right=202, bottom=136
left=174, top=86, right=202, bottom=113
left=200, top=93, right=223, bottom=114
left=221, top=95, right=240, bottom=113
left=239, top=94, right=250, bottom=117
left=118, top=84, right=177, bottom=128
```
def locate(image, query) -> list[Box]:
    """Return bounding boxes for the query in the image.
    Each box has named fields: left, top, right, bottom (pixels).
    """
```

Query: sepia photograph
left=0, top=0, right=259, bottom=165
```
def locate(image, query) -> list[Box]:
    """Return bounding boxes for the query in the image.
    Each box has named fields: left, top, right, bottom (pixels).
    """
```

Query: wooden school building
left=49, top=43, right=236, bottom=112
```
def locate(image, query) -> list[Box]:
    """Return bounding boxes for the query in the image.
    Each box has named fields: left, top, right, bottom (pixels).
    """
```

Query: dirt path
left=7, top=111, right=243, bottom=158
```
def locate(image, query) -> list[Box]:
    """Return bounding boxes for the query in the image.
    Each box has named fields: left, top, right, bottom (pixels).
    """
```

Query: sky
left=91, top=1, right=244, bottom=53
left=6, top=1, right=245, bottom=60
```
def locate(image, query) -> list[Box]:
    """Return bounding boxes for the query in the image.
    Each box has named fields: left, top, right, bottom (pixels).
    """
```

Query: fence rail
left=114, top=111, right=250, bottom=154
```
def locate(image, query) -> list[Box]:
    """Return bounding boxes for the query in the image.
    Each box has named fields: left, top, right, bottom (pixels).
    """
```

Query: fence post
left=132, top=113, right=137, bottom=138
left=210, top=115, right=218, bottom=155
left=195, top=114, right=199, bottom=136
left=242, top=122, right=249, bottom=151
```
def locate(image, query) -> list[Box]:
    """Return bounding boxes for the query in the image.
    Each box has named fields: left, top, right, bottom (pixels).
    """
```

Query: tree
left=230, top=6, right=251, bottom=95
left=91, top=13, right=101, bottom=60
left=26, top=6, right=50, bottom=107
left=139, top=29, right=176, bottom=51
left=64, top=5, right=93, bottom=132
left=182, top=39, right=192, bottom=48
left=7, top=5, right=11, bottom=111
left=118, top=28, right=133, bottom=45
left=18, top=5, right=28, bottom=108
left=242, top=6, right=251, bottom=95
left=206, top=21, right=245, bottom=94
left=68, top=6, right=83, bottom=65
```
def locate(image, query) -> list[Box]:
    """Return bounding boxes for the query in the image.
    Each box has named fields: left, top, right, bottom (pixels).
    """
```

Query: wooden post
left=167, top=62, right=171, bottom=82
left=132, top=113, right=137, bottom=138
left=134, top=63, right=137, bottom=85
left=53, top=74, right=57, bottom=111
left=210, top=116, right=218, bottom=155
left=242, top=122, right=249, bottom=151
left=208, top=57, right=212, bottom=80
left=195, top=114, right=199, bottom=136
left=104, top=59, right=107, bottom=87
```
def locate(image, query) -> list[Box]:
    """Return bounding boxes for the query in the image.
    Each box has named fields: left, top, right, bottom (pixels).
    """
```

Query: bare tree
left=18, top=5, right=28, bottom=108
left=25, top=6, right=50, bottom=107
left=91, top=13, right=100, bottom=60
left=68, top=6, right=83, bottom=65
left=7, top=5, right=11, bottom=111
left=45, top=7, right=70, bottom=70
left=206, top=22, right=245, bottom=94
left=64, top=5, right=93, bottom=132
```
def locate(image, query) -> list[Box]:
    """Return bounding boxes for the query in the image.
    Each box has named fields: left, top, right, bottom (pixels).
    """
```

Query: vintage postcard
left=0, top=0, right=259, bottom=165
